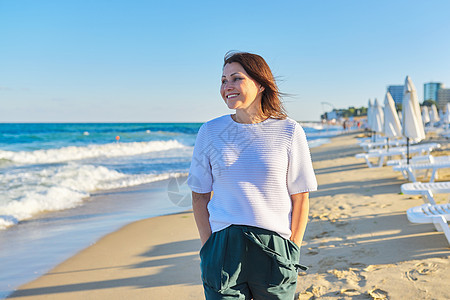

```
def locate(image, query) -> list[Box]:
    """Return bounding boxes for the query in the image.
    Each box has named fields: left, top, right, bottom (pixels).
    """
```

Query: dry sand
left=297, top=134, right=449, bottom=299
left=8, top=211, right=203, bottom=299
left=8, top=133, right=450, bottom=299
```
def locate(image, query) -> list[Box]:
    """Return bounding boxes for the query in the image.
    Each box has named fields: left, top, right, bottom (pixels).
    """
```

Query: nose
left=223, top=81, right=233, bottom=91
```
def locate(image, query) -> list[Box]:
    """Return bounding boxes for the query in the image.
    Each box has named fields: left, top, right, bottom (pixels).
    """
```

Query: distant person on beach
left=188, top=51, right=317, bottom=299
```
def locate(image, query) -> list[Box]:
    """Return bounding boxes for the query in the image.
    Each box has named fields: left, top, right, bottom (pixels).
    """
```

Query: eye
left=233, top=77, right=243, bottom=82
left=221, top=79, right=227, bottom=85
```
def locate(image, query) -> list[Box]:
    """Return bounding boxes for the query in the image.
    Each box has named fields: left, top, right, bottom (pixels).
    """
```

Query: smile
left=226, top=93, right=239, bottom=99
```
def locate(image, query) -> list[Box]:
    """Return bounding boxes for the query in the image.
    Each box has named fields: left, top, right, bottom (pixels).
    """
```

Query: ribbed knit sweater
left=188, top=114, right=317, bottom=239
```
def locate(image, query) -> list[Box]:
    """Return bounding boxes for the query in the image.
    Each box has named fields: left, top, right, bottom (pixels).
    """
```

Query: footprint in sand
left=367, top=287, right=389, bottom=299
left=340, top=288, right=361, bottom=297
left=328, top=268, right=366, bottom=287
left=364, top=264, right=395, bottom=272
left=318, top=212, right=349, bottom=223
left=296, top=291, right=313, bottom=300
left=297, top=284, right=326, bottom=299
left=311, top=212, right=331, bottom=221
left=305, top=247, right=319, bottom=255
left=318, top=257, right=336, bottom=269
left=352, top=247, right=379, bottom=257
left=312, top=231, right=331, bottom=239
left=337, top=204, right=351, bottom=210
left=405, top=262, right=439, bottom=281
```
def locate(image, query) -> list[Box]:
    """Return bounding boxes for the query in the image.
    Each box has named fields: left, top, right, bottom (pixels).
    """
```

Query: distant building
left=424, top=82, right=443, bottom=102
left=437, top=88, right=450, bottom=111
left=324, top=110, right=338, bottom=121
left=387, top=85, right=404, bottom=107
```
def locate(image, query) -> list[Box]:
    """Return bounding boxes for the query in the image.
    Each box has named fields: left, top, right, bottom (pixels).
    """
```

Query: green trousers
left=199, top=225, right=307, bottom=300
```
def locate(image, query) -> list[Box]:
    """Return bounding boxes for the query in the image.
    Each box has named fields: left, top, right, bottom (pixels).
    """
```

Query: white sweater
left=188, top=114, right=317, bottom=239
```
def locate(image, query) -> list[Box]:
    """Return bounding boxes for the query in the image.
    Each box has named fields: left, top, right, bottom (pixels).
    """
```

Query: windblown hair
left=223, top=51, right=287, bottom=119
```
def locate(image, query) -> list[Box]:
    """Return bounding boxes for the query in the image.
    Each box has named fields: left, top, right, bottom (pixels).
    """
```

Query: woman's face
left=220, top=62, right=264, bottom=111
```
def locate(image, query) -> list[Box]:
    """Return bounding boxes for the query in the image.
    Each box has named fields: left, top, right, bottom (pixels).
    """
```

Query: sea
left=0, top=120, right=342, bottom=298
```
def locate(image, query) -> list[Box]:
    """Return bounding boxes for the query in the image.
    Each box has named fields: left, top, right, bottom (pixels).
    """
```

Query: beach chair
left=355, top=143, right=440, bottom=168
left=406, top=203, right=450, bottom=246
left=393, top=157, right=450, bottom=182
left=358, top=139, right=407, bottom=151
left=401, top=181, right=450, bottom=205
left=387, top=155, right=433, bottom=166
left=388, top=155, right=449, bottom=179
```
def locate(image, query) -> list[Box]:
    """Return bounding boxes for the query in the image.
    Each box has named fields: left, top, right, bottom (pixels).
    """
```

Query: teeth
left=227, top=94, right=238, bottom=99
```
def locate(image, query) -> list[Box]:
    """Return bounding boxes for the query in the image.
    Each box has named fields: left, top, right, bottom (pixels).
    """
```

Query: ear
left=259, top=86, right=265, bottom=93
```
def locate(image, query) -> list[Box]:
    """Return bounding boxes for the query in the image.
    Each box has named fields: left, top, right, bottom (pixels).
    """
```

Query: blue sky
left=1, top=0, right=449, bottom=122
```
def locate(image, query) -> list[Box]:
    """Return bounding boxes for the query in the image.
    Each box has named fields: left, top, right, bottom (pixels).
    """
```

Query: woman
left=187, top=51, right=317, bottom=299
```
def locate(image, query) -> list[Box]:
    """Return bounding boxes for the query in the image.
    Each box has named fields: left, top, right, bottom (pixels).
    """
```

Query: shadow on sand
left=8, top=238, right=202, bottom=298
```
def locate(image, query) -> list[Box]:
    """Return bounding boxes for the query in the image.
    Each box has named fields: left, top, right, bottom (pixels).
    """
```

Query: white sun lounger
left=406, top=203, right=450, bottom=245
left=401, top=181, right=450, bottom=205
left=388, top=155, right=450, bottom=179
left=355, top=143, right=440, bottom=168
left=359, top=139, right=407, bottom=151
left=387, top=155, right=436, bottom=166
left=393, top=158, right=450, bottom=182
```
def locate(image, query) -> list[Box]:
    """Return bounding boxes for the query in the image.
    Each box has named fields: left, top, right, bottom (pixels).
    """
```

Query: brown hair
left=223, top=51, right=287, bottom=120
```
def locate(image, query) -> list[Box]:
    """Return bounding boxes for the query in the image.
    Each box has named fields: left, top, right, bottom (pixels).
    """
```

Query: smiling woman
left=220, top=62, right=263, bottom=115
left=220, top=51, right=287, bottom=124
left=188, top=51, right=318, bottom=299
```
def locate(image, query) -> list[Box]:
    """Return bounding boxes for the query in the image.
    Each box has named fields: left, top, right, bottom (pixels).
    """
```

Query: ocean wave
left=302, top=123, right=325, bottom=131
left=306, top=130, right=343, bottom=138
left=307, top=138, right=331, bottom=148
left=0, top=215, right=18, bottom=229
left=0, top=140, right=186, bottom=165
left=0, top=158, right=13, bottom=167
left=0, top=163, right=187, bottom=230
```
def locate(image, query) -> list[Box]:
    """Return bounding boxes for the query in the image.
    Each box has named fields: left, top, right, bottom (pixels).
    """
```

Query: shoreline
left=0, top=126, right=342, bottom=298
left=3, top=132, right=347, bottom=299
left=7, top=131, right=450, bottom=299
left=0, top=177, right=192, bottom=299
left=8, top=211, right=202, bottom=299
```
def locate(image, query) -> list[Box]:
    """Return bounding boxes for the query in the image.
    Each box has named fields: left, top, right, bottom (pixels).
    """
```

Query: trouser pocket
left=243, top=230, right=304, bottom=286
left=269, top=235, right=301, bottom=286
left=199, top=229, right=229, bottom=292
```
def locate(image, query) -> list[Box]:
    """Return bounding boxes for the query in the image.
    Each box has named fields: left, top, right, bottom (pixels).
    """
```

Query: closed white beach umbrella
left=402, top=76, right=425, bottom=163
left=367, top=99, right=373, bottom=130
left=384, top=91, right=402, bottom=137
left=402, top=76, right=425, bottom=142
left=429, top=104, right=440, bottom=123
left=444, top=103, right=450, bottom=124
left=421, top=106, right=430, bottom=124
left=372, top=98, right=384, bottom=134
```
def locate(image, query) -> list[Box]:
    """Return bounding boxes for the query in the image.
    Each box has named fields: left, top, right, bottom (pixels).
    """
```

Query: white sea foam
left=0, top=140, right=186, bottom=165
left=301, top=122, right=325, bottom=130
left=0, top=215, right=18, bottom=229
left=306, top=130, right=343, bottom=139
left=307, top=138, right=331, bottom=148
left=0, top=163, right=187, bottom=230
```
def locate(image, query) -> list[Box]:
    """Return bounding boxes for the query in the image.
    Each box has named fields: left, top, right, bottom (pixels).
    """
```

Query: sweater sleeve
left=187, top=122, right=213, bottom=193
left=287, top=123, right=318, bottom=195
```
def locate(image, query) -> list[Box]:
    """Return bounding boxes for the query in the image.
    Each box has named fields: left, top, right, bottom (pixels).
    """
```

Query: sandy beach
left=8, top=133, right=450, bottom=299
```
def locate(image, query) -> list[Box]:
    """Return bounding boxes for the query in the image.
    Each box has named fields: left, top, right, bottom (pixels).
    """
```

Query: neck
left=234, top=109, right=266, bottom=124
